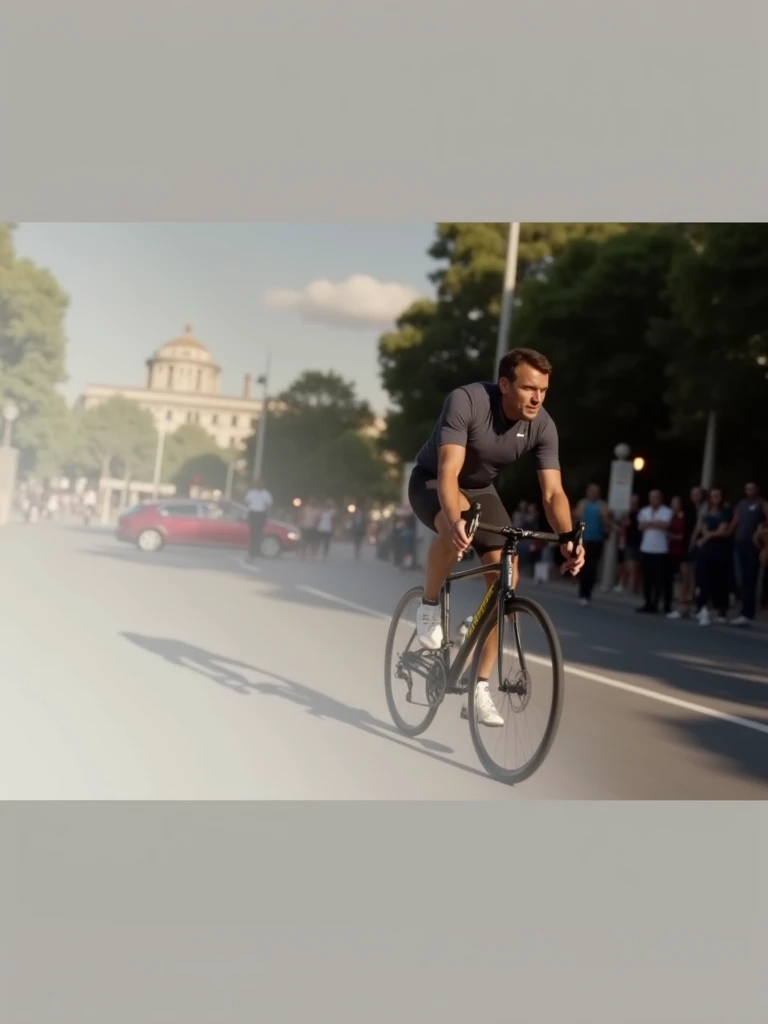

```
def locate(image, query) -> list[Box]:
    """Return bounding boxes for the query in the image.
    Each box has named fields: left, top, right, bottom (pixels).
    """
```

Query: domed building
left=79, top=324, right=263, bottom=450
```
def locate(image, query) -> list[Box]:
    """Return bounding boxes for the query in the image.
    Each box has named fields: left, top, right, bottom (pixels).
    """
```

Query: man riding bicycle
left=408, top=347, right=586, bottom=727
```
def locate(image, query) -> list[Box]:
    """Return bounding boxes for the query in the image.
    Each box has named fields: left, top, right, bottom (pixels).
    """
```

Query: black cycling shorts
left=408, top=465, right=512, bottom=557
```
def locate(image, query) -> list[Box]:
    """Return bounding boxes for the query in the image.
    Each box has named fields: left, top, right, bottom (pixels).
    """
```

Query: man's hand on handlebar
left=560, top=536, right=585, bottom=576
left=450, top=517, right=471, bottom=557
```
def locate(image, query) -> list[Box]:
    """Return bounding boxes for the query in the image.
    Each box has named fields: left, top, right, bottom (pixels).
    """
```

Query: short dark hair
left=498, top=347, right=552, bottom=382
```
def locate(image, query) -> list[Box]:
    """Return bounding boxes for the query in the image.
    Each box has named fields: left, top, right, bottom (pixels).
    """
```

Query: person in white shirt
left=636, top=489, right=674, bottom=615
left=244, top=478, right=273, bottom=560
left=316, top=500, right=336, bottom=560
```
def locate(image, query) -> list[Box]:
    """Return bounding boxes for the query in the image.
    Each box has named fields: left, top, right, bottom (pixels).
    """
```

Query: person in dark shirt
left=407, top=347, right=585, bottom=728
left=691, top=485, right=734, bottom=626
left=729, top=481, right=767, bottom=626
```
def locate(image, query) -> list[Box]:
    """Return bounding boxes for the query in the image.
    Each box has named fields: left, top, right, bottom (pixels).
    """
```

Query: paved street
left=1, top=521, right=767, bottom=799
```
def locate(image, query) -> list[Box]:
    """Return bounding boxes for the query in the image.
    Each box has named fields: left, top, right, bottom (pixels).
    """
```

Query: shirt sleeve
left=532, top=413, right=561, bottom=471
left=437, top=388, right=473, bottom=448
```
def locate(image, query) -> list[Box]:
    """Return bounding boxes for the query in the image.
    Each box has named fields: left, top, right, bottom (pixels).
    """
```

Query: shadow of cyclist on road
left=119, top=633, right=490, bottom=780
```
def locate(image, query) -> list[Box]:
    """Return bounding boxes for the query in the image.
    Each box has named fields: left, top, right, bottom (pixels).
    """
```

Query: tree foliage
left=245, top=370, right=397, bottom=505
left=379, top=222, right=768, bottom=503
left=379, top=223, right=632, bottom=465
left=76, top=397, right=158, bottom=481
left=162, top=423, right=220, bottom=483
left=0, top=223, right=72, bottom=475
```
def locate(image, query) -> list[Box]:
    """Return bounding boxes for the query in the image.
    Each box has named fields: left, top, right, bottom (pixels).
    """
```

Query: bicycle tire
left=467, top=595, right=564, bottom=784
left=384, top=586, right=441, bottom=737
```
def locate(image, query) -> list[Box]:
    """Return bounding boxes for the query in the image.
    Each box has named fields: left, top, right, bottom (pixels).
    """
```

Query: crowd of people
left=571, top=480, right=768, bottom=627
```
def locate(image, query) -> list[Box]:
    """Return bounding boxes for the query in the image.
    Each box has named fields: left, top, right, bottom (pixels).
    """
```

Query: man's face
left=691, top=487, right=703, bottom=505
left=745, top=482, right=758, bottom=500
left=586, top=484, right=600, bottom=502
left=499, top=363, right=549, bottom=420
left=649, top=489, right=662, bottom=508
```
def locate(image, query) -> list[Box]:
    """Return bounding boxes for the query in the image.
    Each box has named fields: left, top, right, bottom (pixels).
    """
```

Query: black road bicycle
left=384, top=504, right=585, bottom=784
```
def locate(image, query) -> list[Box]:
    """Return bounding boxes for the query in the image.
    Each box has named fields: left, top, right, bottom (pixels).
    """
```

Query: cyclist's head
left=498, top=348, right=552, bottom=420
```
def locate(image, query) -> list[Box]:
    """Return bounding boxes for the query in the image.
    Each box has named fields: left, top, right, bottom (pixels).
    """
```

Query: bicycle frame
left=437, top=509, right=586, bottom=695
left=438, top=544, right=513, bottom=693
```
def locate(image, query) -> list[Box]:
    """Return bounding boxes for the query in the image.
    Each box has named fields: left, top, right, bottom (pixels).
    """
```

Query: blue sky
left=13, top=223, right=437, bottom=413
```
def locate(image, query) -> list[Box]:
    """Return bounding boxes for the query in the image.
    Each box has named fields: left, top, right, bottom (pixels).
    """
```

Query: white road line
left=297, top=585, right=768, bottom=739
left=299, top=585, right=390, bottom=619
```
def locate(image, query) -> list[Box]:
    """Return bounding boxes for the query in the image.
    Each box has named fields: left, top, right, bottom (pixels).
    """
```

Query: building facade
left=79, top=325, right=263, bottom=450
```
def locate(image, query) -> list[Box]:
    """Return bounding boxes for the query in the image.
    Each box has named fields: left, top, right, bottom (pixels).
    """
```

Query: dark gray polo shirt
left=415, top=381, right=560, bottom=490
left=734, top=498, right=766, bottom=544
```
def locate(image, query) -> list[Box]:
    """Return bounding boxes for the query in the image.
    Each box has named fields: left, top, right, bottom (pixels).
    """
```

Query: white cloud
left=264, top=274, right=422, bottom=330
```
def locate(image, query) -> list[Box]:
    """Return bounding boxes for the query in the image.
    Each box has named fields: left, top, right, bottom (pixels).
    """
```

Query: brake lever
left=456, top=502, right=482, bottom=562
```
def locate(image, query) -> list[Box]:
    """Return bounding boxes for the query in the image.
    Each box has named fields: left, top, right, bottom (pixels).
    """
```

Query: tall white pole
left=494, top=222, right=521, bottom=376
left=252, top=349, right=271, bottom=483
left=700, top=410, right=717, bottom=490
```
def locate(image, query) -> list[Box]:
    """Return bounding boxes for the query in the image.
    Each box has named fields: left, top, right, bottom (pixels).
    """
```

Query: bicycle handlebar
left=467, top=504, right=586, bottom=549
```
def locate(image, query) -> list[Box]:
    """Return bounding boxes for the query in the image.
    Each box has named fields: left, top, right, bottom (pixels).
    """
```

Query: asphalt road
left=2, top=521, right=767, bottom=799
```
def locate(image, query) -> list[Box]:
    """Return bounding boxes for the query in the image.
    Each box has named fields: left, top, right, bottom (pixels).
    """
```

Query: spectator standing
left=573, top=483, right=612, bottom=607
left=349, top=506, right=367, bottom=560
left=665, top=495, right=688, bottom=619
left=636, top=489, right=674, bottom=615
left=299, top=499, right=322, bottom=559
left=616, top=493, right=642, bottom=595
left=244, top=478, right=273, bottom=560
left=691, top=485, right=733, bottom=626
left=316, top=500, right=336, bottom=560
left=729, top=482, right=766, bottom=627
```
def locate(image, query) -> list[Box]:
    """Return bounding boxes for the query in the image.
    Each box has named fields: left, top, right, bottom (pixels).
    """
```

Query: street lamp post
left=252, top=349, right=271, bottom=484
left=494, top=222, right=521, bottom=376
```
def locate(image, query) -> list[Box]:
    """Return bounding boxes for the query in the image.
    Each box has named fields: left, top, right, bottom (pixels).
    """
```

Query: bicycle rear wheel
left=384, top=586, right=444, bottom=737
left=467, top=595, right=564, bottom=784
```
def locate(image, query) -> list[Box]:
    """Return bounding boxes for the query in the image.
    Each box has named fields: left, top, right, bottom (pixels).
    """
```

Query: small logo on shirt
left=516, top=432, right=525, bottom=438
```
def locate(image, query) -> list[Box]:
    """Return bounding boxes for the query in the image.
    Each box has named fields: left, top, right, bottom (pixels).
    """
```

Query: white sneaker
left=461, top=681, right=504, bottom=727
left=579, top=598, right=589, bottom=607
left=697, top=608, right=711, bottom=627
left=730, top=615, right=751, bottom=627
left=666, top=610, right=682, bottom=620
left=416, top=600, right=444, bottom=650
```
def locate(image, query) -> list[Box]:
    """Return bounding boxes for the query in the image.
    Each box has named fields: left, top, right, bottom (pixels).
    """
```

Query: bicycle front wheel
left=467, top=595, right=564, bottom=784
left=384, top=586, right=443, bottom=737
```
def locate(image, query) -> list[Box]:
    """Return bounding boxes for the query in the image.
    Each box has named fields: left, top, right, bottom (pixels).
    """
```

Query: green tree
left=173, top=451, right=231, bottom=496
left=77, top=397, right=158, bottom=482
left=161, top=423, right=221, bottom=483
left=508, top=226, right=692, bottom=496
left=378, top=223, right=631, bottom=462
left=0, top=223, right=71, bottom=476
left=650, top=223, right=768, bottom=490
left=246, top=370, right=391, bottom=505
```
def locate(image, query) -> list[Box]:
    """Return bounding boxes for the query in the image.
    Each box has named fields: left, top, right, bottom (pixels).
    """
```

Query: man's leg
left=459, top=549, right=518, bottom=728
left=416, top=493, right=471, bottom=649
left=737, top=545, right=759, bottom=621
left=248, top=513, right=258, bottom=559
left=476, top=549, right=519, bottom=680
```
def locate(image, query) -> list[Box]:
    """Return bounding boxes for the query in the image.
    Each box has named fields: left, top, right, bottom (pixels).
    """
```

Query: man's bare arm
left=436, top=444, right=466, bottom=527
left=537, top=468, right=574, bottom=534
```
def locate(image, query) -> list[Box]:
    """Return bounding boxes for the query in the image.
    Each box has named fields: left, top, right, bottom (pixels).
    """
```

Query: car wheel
left=137, top=528, right=164, bottom=553
left=260, top=534, right=282, bottom=559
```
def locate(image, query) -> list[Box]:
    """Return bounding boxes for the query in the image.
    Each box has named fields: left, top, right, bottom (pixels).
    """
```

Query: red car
left=116, top=499, right=301, bottom=558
